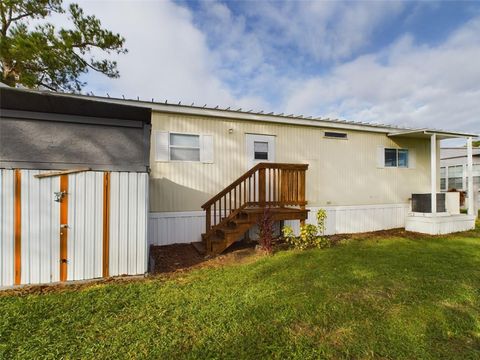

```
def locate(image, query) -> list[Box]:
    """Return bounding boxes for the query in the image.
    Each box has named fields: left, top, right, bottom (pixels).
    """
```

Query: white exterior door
left=245, top=134, right=276, bottom=170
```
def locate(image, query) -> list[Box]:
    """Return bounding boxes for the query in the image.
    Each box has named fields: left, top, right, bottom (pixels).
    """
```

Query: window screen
left=254, top=141, right=268, bottom=160
left=169, top=133, right=200, bottom=161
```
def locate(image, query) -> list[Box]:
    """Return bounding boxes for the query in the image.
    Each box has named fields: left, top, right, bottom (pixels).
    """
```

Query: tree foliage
left=0, top=0, right=126, bottom=91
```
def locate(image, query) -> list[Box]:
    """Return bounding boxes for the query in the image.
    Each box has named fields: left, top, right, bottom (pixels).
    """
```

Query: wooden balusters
left=202, top=163, right=308, bottom=236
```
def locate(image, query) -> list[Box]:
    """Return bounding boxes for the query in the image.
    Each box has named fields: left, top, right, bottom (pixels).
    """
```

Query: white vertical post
left=467, top=137, right=474, bottom=216
left=431, top=133, right=437, bottom=215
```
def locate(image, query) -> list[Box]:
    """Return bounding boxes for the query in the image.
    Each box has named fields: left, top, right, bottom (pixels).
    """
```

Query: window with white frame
left=384, top=148, right=409, bottom=168
left=447, top=165, right=463, bottom=190
left=254, top=141, right=269, bottom=160
left=169, top=133, right=200, bottom=161
left=154, top=131, right=214, bottom=163
left=440, top=167, right=446, bottom=191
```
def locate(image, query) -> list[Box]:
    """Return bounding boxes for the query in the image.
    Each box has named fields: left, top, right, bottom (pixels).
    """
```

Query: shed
left=0, top=87, right=151, bottom=287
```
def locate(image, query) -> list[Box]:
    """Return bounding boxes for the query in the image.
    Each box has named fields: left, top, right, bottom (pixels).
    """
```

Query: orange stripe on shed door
left=59, top=175, right=69, bottom=282
left=14, top=169, right=21, bottom=285
left=102, top=172, right=110, bottom=278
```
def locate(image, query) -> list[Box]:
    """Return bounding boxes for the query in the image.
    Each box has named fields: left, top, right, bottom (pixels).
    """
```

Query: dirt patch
left=0, top=275, right=148, bottom=297
left=149, top=244, right=205, bottom=273
left=149, top=240, right=261, bottom=274
left=326, top=228, right=438, bottom=242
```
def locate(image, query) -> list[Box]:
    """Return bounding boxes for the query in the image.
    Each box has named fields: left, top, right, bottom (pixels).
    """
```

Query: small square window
left=384, top=148, right=409, bottom=168
left=385, top=148, right=397, bottom=167
left=254, top=141, right=268, bottom=160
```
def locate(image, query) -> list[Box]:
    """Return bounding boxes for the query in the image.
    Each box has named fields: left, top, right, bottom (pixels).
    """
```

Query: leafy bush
left=282, top=209, right=331, bottom=250
left=257, top=207, right=274, bottom=253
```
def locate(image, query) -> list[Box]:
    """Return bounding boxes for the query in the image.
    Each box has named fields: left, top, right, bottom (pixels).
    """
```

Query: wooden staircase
left=197, top=163, right=309, bottom=255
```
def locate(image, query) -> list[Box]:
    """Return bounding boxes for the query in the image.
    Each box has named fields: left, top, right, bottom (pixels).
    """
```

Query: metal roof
left=2, top=85, right=478, bottom=137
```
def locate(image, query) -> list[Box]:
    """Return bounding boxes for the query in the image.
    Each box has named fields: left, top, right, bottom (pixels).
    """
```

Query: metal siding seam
left=1, top=170, right=15, bottom=286
left=103, top=172, right=110, bottom=278
left=109, top=172, right=119, bottom=276
left=20, top=170, right=29, bottom=284
left=39, top=176, right=50, bottom=283
left=85, top=172, right=94, bottom=280
left=128, top=173, right=137, bottom=275
left=119, top=172, right=128, bottom=275
left=94, top=173, right=102, bottom=278
left=51, top=176, right=60, bottom=283
left=142, top=173, right=149, bottom=274
left=67, top=174, right=75, bottom=281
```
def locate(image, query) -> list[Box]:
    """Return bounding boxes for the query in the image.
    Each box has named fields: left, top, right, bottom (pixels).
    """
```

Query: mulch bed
left=149, top=244, right=205, bottom=273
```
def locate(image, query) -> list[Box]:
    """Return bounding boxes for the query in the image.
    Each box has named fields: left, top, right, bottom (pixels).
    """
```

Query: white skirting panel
left=0, top=170, right=15, bottom=287
left=109, top=172, right=148, bottom=277
left=285, top=204, right=409, bottom=235
left=148, top=203, right=410, bottom=246
left=149, top=211, right=205, bottom=246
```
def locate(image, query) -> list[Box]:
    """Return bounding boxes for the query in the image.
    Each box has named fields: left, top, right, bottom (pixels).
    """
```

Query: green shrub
left=282, top=209, right=331, bottom=250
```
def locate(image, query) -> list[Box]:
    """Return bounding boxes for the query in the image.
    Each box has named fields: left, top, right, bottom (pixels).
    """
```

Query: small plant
left=257, top=207, right=274, bottom=253
left=282, top=209, right=331, bottom=250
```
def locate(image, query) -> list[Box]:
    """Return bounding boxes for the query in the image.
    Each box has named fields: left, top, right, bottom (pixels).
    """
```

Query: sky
left=62, top=1, right=479, bottom=142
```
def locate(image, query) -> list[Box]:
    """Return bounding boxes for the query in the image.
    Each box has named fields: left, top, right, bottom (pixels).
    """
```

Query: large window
left=385, top=148, right=409, bottom=168
left=169, top=133, right=200, bottom=161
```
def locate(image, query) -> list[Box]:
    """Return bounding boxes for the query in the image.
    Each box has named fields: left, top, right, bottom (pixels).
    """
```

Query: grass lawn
left=1, top=226, right=480, bottom=359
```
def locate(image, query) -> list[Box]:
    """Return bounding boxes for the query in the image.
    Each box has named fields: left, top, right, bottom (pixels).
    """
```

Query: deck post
left=467, top=137, right=474, bottom=216
left=430, top=133, right=437, bottom=215
left=300, top=170, right=306, bottom=226
left=259, top=167, right=266, bottom=206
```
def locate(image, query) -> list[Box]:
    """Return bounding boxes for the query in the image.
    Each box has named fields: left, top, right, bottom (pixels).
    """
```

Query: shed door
left=246, top=134, right=276, bottom=170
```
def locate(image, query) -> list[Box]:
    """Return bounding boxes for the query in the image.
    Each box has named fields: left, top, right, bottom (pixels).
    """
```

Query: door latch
left=54, top=191, right=67, bottom=202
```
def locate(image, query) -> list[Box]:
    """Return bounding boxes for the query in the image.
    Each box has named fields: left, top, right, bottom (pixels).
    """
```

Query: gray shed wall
left=0, top=111, right=151, bottom=172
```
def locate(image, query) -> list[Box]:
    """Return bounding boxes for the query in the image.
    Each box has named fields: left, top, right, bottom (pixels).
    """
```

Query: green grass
left=1, top=227, right=480, bottom=359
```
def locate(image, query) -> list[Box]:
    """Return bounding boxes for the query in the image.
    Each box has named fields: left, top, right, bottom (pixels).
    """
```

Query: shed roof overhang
left=388, top=129, right=478, bottom=140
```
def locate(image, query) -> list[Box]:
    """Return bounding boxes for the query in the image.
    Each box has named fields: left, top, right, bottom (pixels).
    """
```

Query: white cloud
left=56, top=1, right=478, bottom=137
left=284, top=17, right=480, bottom=135
left=239, top=1, right=405, bottom=61
left=76, top=0, right=266, bottom=109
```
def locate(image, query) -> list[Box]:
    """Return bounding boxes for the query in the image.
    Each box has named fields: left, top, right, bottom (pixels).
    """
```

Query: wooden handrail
left=201, top=163, right=308, bottom=209
left=202, top=163, right=308, bottom=236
